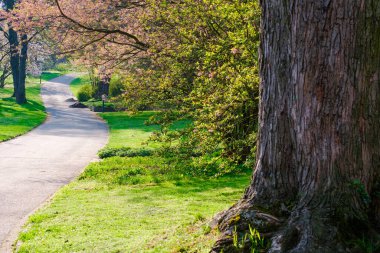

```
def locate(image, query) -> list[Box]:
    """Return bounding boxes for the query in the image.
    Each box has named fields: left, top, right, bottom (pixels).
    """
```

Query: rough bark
left=94, top=75, right=110, bottom=98
left=6, top=0, right=27, bottom=104
left=95, top=79, right=110, bottom=98
left=212, top=1, right=380, bottom=252
left=8, top=27, right=20, bottom=98
left=16, top=34, right=28, bottom=104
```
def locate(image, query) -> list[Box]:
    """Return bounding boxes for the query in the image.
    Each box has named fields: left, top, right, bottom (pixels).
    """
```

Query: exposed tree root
left=211, top=200, right=380, bottom=253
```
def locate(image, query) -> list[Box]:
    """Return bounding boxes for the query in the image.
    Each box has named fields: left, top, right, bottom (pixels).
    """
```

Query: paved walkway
left=0, top=74, right=108, bottom=252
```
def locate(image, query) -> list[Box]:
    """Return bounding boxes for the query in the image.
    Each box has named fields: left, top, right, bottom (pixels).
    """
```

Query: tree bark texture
left=6, top=0, right=27, bottom=104
left=94, top=75, right=110, bottom=98
left=212, top=1, right=380, bottom=252
left=16, top=34, right=28, bottom=104
left=8, top=27, right=20, bottom=98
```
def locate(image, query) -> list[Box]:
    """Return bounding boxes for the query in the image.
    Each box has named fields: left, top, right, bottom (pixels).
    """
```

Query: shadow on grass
left=80, top=155, right=251, bottom=197
left=0, top=80, right=46, bottom=142
left=24, top=99, right=45, bottom=111
left=1, top=97, right=14, bottom=102
left=0, top=98, right=45, bottom=112
left=135, top=173, right=250, bottom=197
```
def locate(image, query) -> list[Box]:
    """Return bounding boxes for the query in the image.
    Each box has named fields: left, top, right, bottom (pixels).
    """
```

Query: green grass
left=41, top=72, right=61, bottom=81
left=0, top=72, right=61, bottom=142
left=101, top=111, right=191, bottom=148
left=16, top=111, right=251, bottom=253
left=101, top=111, right=160, bottom=148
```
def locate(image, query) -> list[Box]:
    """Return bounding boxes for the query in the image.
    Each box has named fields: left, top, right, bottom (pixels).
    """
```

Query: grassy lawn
left=0, top=72, right=61, bottom=142
left=100, top=112, right=188, bottom=149
left=16, top=112, right=251, bottom=253
left=102, top=112, right=160, bottom=149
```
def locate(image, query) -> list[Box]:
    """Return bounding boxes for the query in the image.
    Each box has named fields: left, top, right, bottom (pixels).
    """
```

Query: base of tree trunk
left=209, top=0, right=380, bottom=252
left=16, top=99, right=27, bottom=104
left=211, top=199, right=380, bottom=253
left=16, top=95, right=27, bottom=104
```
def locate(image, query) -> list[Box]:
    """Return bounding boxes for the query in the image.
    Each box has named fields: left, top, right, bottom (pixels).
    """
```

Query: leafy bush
left=109, top=74, right=125, bottom=97
left=54, top=63, right=72, bottom=73
left=87, top=101, right=116, bottom=112
left=77, top=84, right=93, bottom=102
left=122, top=0, right=260, bottom=169
left=98, top=147, right=154, bottom=159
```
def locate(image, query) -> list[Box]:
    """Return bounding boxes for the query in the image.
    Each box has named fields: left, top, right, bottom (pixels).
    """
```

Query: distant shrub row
left=98, top=147, right=154, bottom=159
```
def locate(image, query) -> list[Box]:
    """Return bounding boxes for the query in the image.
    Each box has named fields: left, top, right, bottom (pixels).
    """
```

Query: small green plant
left=232, top=225, right=266, bottom=253
left=246, top=225, right=266, bottom=252
left=77, top=84, right=93, bottom=102
left=232, top=226, right=240, bottom=248
left=194, top=213, right=206, bottom=223
left=350, top=179, right=371, bottom=205
left=202, top=225, right=212, bottom=235
left=353, top=236, right=380, bottom=253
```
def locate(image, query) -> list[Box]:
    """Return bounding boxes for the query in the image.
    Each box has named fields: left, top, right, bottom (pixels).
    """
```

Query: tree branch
left=54, top=0, right=149, bottom=50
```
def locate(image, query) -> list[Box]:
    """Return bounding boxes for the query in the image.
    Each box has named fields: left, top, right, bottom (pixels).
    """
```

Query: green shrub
left=98, top=147, right=154, bottom=159
left=123, top=1, right=260, bottom=167
left=54, top=63, right=72, bottom=73
left=109, top=74, right=125, bottom=97
left=87, top=101, right=116, bottom=112
left=77, top=84, right=93, bottom=102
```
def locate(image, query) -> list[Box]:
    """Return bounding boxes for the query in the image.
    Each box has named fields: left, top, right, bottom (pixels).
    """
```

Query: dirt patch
left=69, top=102, right=87, bottom=108
left=65, top=98, right=77, bottom=102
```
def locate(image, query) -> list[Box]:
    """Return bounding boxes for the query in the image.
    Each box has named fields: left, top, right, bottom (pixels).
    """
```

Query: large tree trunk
left=8, top=27, right=20, bottom=98
left=94, top=73, right=110, bottom=99
left=212, top=1, right=380, bottom=252
left=6, top=0, right=28, bottom=104
left=16, top=34, right=28, bottom=104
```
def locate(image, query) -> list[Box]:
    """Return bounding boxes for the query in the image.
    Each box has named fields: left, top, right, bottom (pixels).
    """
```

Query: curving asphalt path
left=0, top=74, right=109, bottom=252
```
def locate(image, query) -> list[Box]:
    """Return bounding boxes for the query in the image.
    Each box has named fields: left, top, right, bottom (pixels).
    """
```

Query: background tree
left=27, top=38, right=60, bottom=76
left=212, top=1, right=380, bottom=252
left=1, top=0, right=28, bottom=104
left=19, top=0, right=261, bottom=173
left=17, top=0, right=149, bottom=65
left=0, top=33, right=11, bottom=88
left=16, top=0, right=150, bottom=98
left=121, top=0, right=261, bottom=172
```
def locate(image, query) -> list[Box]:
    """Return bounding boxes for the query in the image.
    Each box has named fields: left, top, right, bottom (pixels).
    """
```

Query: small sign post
left=101, top=94, right=107, bottom=113
left=40, top=75, right=42, bottom=84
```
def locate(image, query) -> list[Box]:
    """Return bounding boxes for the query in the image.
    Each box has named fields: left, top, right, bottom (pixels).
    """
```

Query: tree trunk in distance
left=96, top=79, right=110, bottom=97
left=212, top=1, right=380, bottom=252
left=94, top=74, right=110, bottom=99
left=0, top=67, right=10, bottom=88
left=8, top=28, right=20, bottom=98
left=16, top=34, right=28, bottom=104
